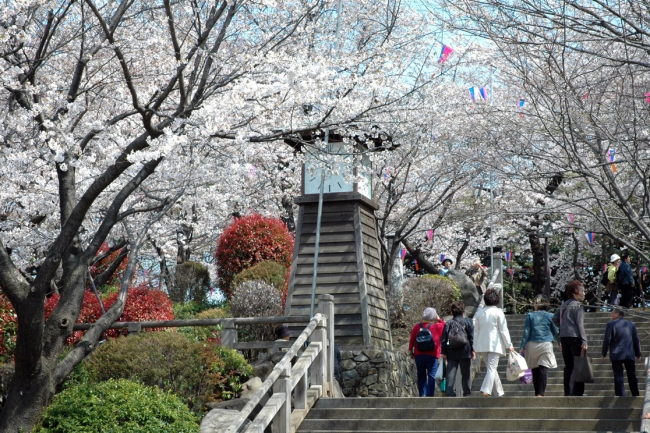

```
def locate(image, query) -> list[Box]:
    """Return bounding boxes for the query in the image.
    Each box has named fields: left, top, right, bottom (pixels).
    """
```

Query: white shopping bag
left=506, top=351, right=528, bottom=381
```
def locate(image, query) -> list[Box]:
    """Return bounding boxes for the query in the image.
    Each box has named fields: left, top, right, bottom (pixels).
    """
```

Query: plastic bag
left=519, top=369, right=533, bottom=384
left=506, top=351, right=528, bottom=381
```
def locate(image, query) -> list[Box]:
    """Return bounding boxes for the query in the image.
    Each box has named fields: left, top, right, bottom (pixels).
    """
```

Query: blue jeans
left=415, top=355, right=439, bottom=397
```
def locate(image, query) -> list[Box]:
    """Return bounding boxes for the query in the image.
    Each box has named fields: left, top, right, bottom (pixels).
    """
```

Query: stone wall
left=339, top=348, right=418, bottom=397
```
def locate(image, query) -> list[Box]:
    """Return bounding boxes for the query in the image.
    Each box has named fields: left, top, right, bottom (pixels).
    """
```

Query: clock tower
left=284, top=130, right=394, bottom=349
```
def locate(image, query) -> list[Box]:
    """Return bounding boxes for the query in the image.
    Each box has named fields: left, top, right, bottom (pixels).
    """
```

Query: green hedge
left=36, top=379, right=198, bottom=433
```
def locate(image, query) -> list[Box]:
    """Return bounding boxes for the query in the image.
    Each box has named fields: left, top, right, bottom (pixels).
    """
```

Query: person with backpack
left=473, top=289, right=515, bottom=397
left=519, top=295, right=559, bottom=396
left=617, top=253, right=635, bottom=308
left=408, top=307, right=445, bottom=397
left=441, top=301, right=475, bottom=397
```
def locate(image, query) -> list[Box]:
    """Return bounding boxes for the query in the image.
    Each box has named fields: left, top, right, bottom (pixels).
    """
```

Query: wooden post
left=222, top=319, right=237, bottom=348
left=310, top=316, right=327, bottom=395
left=318, top=294, right=334, bottom=396
left=294, top=373, right=308, bottom=410
left=272, top=365, right=292, bottom=433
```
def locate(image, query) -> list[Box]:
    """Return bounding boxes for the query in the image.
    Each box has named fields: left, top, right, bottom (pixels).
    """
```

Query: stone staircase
left=298, top=311, right=650, bottom=432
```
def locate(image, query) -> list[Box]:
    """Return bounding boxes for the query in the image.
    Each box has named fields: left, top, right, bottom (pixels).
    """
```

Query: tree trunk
left=402, top=239, right=438, bottom=274
left=529, top=234, right=545, bottom=295
left=455, top=236, right=470, bottom=270
left=0, top=367, right=56, bottom=432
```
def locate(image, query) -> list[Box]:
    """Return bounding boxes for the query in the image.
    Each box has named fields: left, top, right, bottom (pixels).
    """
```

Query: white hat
left=610, top=254, right=621, bottom=263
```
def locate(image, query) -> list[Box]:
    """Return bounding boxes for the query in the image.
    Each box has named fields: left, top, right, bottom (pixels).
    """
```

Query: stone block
left=341, top=359, right=356, bottom=370
left=353, top=353, right=369, bottom=362
left=341, top=351, right=354, bottom=360
left=364, top=374, right=378, bottom=385
left=356, top=361, right=371, bottom=376
left=357, top=385, right=369, bottom=397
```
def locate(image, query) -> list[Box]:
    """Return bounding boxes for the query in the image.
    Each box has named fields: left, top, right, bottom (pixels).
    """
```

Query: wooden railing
left=73, top=294, right=336, bottom=433
left=225, top=294, right=335, bottom=433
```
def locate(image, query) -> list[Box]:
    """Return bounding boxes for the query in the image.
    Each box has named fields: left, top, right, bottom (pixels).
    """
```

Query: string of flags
left=426, top=230, right=434, bottom=244
left=504, top=252, right=512, bottom=262
left=566, top=213, right=575, bottom=233
left=249, top=166, right=256, bottom=177
left=382, top=166, right=391, bottom=184
left=400, top=248, right=407, bottom=261
left=439, top=253, right=446, bottom=263
left=585, top=232, right=595, bottom=244
left=645, top=92, right=650, bottom=104
left=438, top=45, right=453, bottom=63
left=518, top=98, right=525, bottom=118
left=469, top=87, right=488, bottom=102
left=606, top=149, right=617, bottom=173
left=643, top=267, right=647, bottom=274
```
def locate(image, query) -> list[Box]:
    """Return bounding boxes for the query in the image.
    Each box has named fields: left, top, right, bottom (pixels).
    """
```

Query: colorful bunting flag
left=426, top=230, right=434, bottom=244
left=469, top=87, right=488, bottom=102
left=400, top=248, right=407, bottom=261
left=507, top=268, right=514, bottom=276
left=414, top=259, right=420, bottom=271
left=250, top=166, right=256, bottom=177
left=382, top=166, right=391, bottom=184
left=642, top=267, right=647, bottom=274
left=438, top=45, right=453, bottom=63
left=504, top=252, right=512, bottom=262
left=582, top=92, right=589, bottom=100
left=518, top=98, right=525, bottom=118
left=585, top=232, right=595, bottom=244
left=567, top=213, right=575, bottom=232
left=439, top=253, right=446, bottom=263
left=645, top=92, right=650, bottom=104
left=606, top=149, right=617, bottom=173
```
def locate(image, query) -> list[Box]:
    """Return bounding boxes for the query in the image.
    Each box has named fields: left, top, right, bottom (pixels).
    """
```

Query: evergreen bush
left=170, top=261, right=211, bottom=303
left=402, top=275, right=462, bottom=326
left=36, top=379, right=198, bottom=433
left=84, top=331, right=251, bottom=411
left=231, top=260, right=287, bottom=293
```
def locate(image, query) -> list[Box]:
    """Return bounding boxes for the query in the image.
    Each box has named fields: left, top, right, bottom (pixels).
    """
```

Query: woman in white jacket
left=474, top=288, right=515, bottom=397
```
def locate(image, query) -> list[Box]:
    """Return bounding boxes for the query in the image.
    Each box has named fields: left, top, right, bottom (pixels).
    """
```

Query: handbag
left=437, top=359, right=447, bottom=392
left=573, top=348, right=595, bottom=383
left=506, top=351, right=528, bottom=381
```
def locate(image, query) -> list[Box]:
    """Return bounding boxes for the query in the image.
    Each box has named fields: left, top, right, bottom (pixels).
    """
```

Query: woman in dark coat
left=440, top=301, right=475, bottom=397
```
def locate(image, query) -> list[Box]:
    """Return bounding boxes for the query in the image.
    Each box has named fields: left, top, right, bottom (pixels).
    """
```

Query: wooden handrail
left=72, top=315, right=311, bottom=331
left=224, top=313, right=323, bottom=433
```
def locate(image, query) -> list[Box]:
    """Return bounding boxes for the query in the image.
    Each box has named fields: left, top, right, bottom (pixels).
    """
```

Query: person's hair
left=612, top=308, right=625, bottom=317
left=484, top=288, right=500, bottom=306
left=621, top=253, right=630, bottom=261
left=566, top=280, right=584, bottom=298
left=534, top=294, right=550, bottom=311
left=450, top=301, right=465, bottom=316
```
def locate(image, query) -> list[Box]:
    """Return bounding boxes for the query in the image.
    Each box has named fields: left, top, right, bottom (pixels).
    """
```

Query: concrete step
left=298, top=418, right=640, bottom=431
left=305, top=407, right=640, bottom=420
left=311, top=396, right=642, bottom=408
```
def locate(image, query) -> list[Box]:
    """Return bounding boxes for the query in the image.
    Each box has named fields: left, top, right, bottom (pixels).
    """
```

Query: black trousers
left=446, top=358, right=472, bottom=396
left=561, top=337, right=585, bottom=396
left=620, top=284, right=635, bottom=309
left=531, top=366, right=548, bottom=396
left=612, top=359, right=639, bottom=396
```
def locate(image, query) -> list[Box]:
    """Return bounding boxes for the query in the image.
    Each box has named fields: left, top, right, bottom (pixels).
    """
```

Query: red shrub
left=89, top=242, right=129, bottom=288
left=215, top=214, right=294, bottom=298
left=44, top=284, right=174, bottom=344
left=0, top=294, right=18, bottom=362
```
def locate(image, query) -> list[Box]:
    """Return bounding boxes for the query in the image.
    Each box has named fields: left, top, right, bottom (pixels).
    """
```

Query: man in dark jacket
left=601, top=308, right=642, bottom=396
left=617, top=253, right=635, bottom=308
left=441, top=301, right=475, bottom=397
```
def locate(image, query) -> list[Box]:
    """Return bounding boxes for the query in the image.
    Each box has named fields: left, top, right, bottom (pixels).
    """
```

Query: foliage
left=170, top=261, right=211, bottom=303
left=0, top=294, right=17, bottom=363
left=215, top=214, right=294, bottom=298
left=45, top=285, right=174, bottom=343
left=402, top=275, right=462, bottom=326
left=232, top=260, right=288, bottom=294
left=89, top=242, right=129, bottom=289
left=84, top=332, right=251, bottom=412
left=35, top=379, right=198, bottom=433
left=230, top=280, right=283, bottom=353
left=171, top=300, right=217, bottom=320
left=180, top=307, right=231, bottom=343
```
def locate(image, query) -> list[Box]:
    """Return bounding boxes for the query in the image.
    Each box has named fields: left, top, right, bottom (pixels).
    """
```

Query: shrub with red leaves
left=215, top=214, right=294, bottom=298
left=44, top=284, right=175, bottom=344
left=89, top=242, right=129, bottom=288
left=0, top=293, right=18, bottom=363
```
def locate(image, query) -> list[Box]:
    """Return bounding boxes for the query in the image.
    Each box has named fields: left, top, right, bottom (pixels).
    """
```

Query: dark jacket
left=617, top=262, right=635, bottom=285
left=552, top=299, right=587, bottom=345
left=602, top=318, right=641, bottom=361
left=440, top=315, right=474, bottom=360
